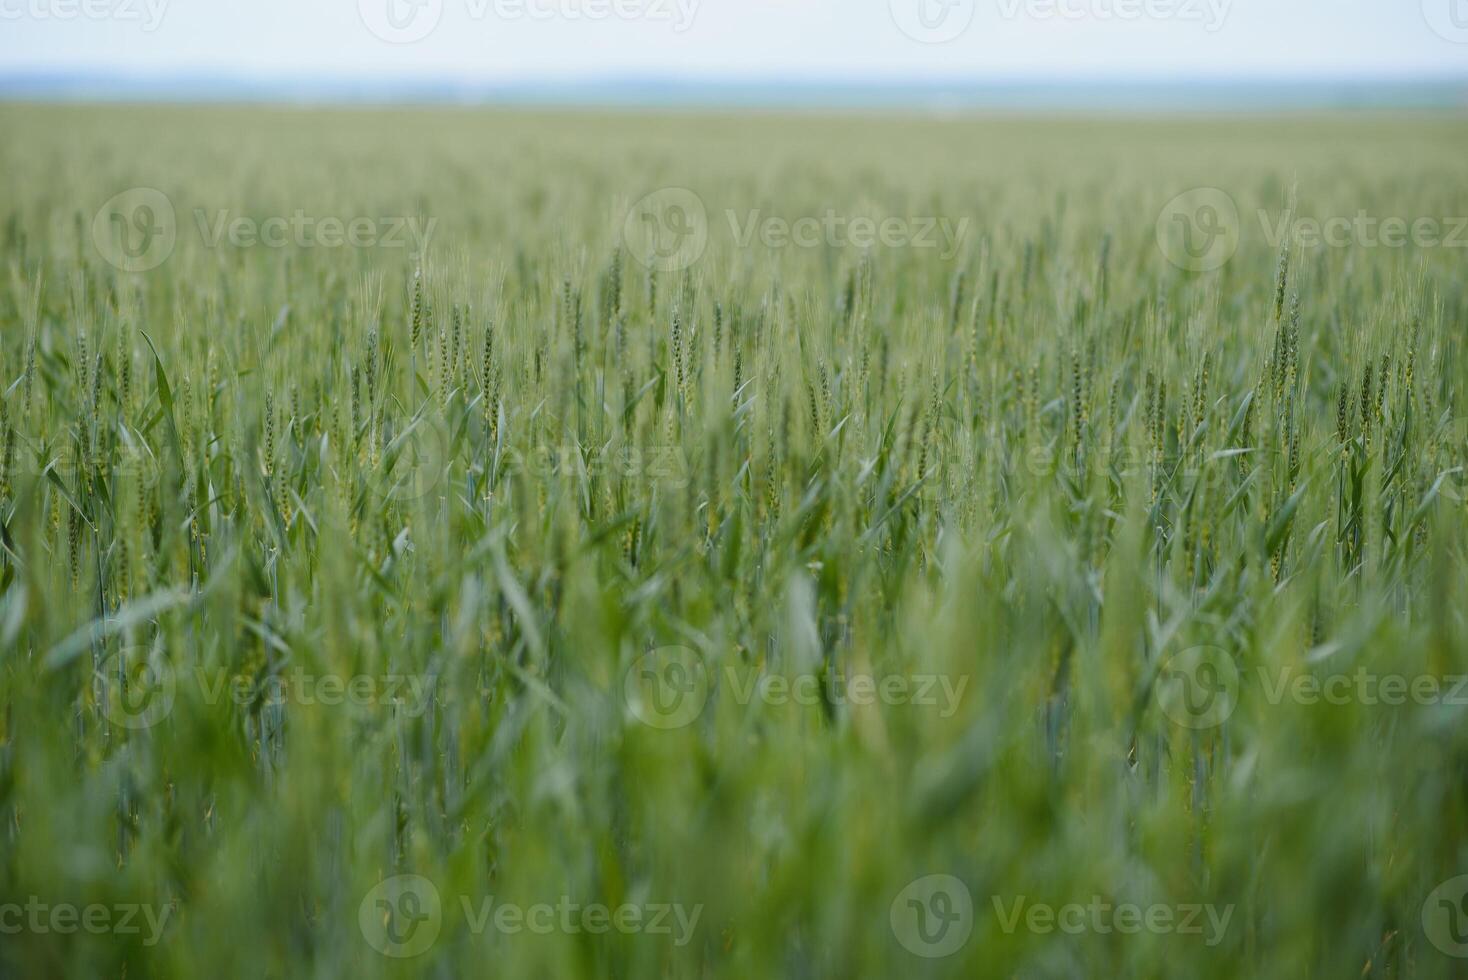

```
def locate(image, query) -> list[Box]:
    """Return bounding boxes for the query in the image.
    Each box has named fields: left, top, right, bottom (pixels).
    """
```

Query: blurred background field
left=0, top=102, right=1466, bottom=978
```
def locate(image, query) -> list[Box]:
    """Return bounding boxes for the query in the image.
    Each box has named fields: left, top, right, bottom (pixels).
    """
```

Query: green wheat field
left=1, top=103, right=1467, bottom=977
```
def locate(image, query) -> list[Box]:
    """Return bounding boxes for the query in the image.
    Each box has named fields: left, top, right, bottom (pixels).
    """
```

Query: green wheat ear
left=410, top=264, right=425, bottom=351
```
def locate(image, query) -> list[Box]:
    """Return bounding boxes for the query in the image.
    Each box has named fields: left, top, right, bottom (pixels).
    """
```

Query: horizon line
left=3, top=71, right=1467, bottom=112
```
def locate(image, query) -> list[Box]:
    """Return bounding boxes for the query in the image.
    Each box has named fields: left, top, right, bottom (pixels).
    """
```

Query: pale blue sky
left=0, top=0, right=1463, bottom=81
